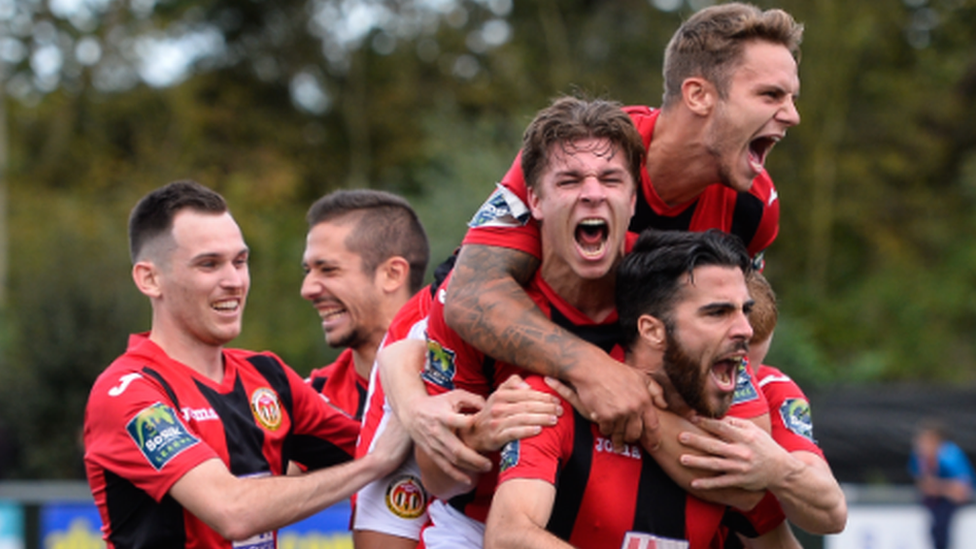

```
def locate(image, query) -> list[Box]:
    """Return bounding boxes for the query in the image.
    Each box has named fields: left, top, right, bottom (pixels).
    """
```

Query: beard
left=661, top=326, right=736, bottom=419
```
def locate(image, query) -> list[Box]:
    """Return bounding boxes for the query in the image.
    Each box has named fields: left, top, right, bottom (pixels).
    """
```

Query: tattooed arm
left=443, top=244, right=657, bottom=451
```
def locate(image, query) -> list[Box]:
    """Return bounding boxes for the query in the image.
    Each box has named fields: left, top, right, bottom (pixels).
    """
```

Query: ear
left=637, top=314, right=667, bottom=351
left=681, top=76, right=716, bottom=117
left=132, top=261, right=162, bottom=299
left=527, top=186, right=544, bottom=222
left=376, top=256, right=410, bottom=294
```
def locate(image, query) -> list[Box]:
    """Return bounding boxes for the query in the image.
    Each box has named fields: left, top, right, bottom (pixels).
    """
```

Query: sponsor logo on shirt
left=126, top=402, right=200, bottom=470
left=250, top=387, right=283, bottom=431
left=595, top=437, right=641, bottom=460
left=731, top=362, right=759, bottom=406
left=108, top=373, right=143, bottom=396
left=384, top=474, right=427, bottom=519
left=621, top=532, right=689, bottom=549
left=779, top=398, right=815, bottom=442
left=181, top=407, right=219, bottom=422
left=232, top=531, right=274, bottom=549
left=468, top=185, right=532, bottom=229
left=499, top=440, right=520, bottom=473
left=421, top=340, right=456, bottom=390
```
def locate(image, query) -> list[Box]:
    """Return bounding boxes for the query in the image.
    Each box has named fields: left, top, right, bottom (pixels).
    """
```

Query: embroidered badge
left=126, top=402, right=200, bottom=470
left=385, top=475, right=428, bottom=519
left=731, top=362, right=759, bottom=405
left=421, top=340, right=457, bottom=390
left=250, top=387, right=283, bottom=431
left=779, top=398, right=815, bottom=442
left=468, top=185, right=532, bottom=229
left=499, top=440, right=520, bottom=473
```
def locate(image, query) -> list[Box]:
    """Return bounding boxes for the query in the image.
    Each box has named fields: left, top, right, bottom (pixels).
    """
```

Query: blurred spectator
left=908, top=418, right=975, bottom=549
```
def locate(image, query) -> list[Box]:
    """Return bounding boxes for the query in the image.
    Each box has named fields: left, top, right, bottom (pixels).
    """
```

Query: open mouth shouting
left=747, top=134, right=781, bottom=175
left=711, top=355, right=745, bottom=394
left=575, top=218, right=609, bottom=259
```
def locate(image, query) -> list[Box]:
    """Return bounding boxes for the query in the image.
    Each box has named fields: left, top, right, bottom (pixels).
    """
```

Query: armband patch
left=499, top=440, right=520, bottom=473
left=126, top=402, right=200, bottom=470
left=779, top=398, right=814, bottom=442
left=468, top=185, right=531, bottom=229
left=731, top=363, right=759, bottom=406
left=421, top=340, right=456, bottom=390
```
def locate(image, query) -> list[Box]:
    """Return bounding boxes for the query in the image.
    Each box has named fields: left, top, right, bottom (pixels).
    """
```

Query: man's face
left=528, top=137, right=637, bottom=282
left=154, top=210, right=250, bottom=346
left=301, top=220, right=386, bottom=351
left=662, top=265, right=753, bottom=418
left=703, top=40, right=800, bottom=193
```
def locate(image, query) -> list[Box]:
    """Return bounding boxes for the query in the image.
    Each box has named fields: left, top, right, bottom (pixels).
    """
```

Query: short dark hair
left=662, top=2, right=803, bottom=107
left=128, top=180, right=227, bottom=264
left=520, top=96, right=646, bottom=193
left=616, top=229, right=753, bottom=348
left=306, top=189, right=430, bottom=294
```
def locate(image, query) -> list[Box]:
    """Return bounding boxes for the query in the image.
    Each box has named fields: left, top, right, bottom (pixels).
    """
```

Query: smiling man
left=83, top=181, right=410, bottom=549
left=434, top=2, right=804, bottom=463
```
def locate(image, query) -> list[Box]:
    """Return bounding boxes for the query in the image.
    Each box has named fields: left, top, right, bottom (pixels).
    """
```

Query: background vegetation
left=0, top=0, right=975, bottom=479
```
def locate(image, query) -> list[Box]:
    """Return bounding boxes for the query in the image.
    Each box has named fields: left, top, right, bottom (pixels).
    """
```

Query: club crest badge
left=385, top=475, right=428, bottom=519
left=779, top=398, right=815, bottom=442
left=250, top=387, right=283, bottom=431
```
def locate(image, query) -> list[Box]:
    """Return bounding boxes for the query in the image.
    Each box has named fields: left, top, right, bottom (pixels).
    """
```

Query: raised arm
left=169, top=414, right=410, bottom=541
left=445, top=244, right=656, bottom=449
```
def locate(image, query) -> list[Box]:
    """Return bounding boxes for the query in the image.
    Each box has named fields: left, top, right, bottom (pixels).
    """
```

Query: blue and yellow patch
left=779, top=398, right=815, bottom=442
left=421, top=340, right=457, bottom=390
left=126, top=402, right=200, bottom=470
left=500, top=440, right=520, bottom=473
left=468, top=187, right=531, bottom=229
left=731, top=362, right=760, bottom=405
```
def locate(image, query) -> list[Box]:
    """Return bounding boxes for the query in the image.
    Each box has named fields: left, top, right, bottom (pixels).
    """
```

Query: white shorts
left=422, top=499, right=485, bottom=549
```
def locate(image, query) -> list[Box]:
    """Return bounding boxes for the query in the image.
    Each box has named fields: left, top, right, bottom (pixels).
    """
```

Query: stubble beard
left=662, top=326, right=732, bottom=419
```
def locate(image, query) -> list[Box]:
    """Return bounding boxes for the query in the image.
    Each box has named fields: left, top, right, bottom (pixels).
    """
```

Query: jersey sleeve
left=83, top=367, right=219, bottom=502
left=497, top=376, right=569, bottom=486
left=727, top=359, right=770, bottom=420
left=757, top=366, right=824, bottom=458
left=745, top=172, right=779, bottom=258
left=421, top=287, right=492, bottom=398
left=460, top=154, right=542, bottom=259
left=722, top=491, right=786, bottom=539
left=282, top=357, right=359, bottom=468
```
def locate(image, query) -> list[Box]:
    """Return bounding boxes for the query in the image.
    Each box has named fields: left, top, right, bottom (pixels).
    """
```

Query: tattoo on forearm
left=445, top=245, right=589, bottom=379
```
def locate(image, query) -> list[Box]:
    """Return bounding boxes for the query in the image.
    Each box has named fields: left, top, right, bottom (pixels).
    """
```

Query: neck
left=540, top=263, right=617, bottom=322
left=648, top=107, right=718, bottom=206
left=149, top=326, right=225, bottom=383
left=626, top=343, right=694, bottom=419
left=351, top=344, right=377, bottom=381
left=350, top=292, right=411, bottom=381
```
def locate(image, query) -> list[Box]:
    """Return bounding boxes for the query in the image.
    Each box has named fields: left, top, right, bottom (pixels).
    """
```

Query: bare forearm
left=172, top=454, right=397, bottom=541
left=445, top=245, right=602, bottom=382
left=414, top=444, right=475, bottom=500
left=769, top=451, right=847, bottom=534
left=377, top=338, right=427, bottom=421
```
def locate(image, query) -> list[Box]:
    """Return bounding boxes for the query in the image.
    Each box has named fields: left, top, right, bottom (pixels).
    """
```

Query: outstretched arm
left=169, top=414, right=410, bottom=541
left=445, top=244, right=656, bottom=449
left=678, top=416, right=847, bottom=534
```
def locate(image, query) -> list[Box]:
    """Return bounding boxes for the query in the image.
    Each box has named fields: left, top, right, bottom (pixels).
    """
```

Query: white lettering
left=181, top=407, right=219, bottom=422
left=594, top=437, right=641, bottom=459
left=109, top=373, right=143, bottom=397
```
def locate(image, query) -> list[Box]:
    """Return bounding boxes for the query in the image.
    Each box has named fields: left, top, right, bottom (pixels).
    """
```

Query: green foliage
left=3, top=0, right=976, bottom=478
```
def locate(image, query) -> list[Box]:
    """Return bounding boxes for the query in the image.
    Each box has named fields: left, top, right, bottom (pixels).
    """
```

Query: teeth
left=579, top=218, right=606, bottom=227
left=213, top=300, right=238, bottom=311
